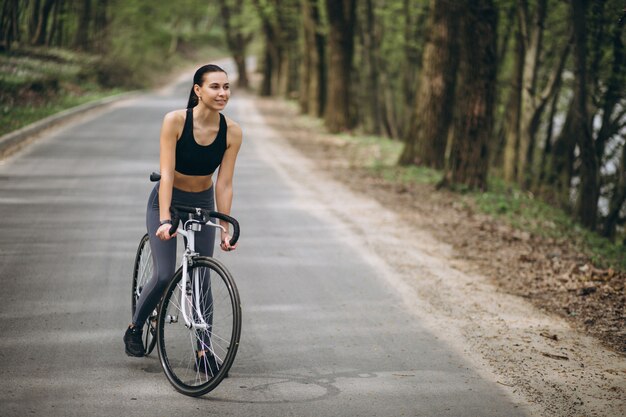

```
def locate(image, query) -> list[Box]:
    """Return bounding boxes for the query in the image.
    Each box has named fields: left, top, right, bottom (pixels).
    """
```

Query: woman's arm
left=157, top=111, right=182, bottom=240
left=215, top=121, right=243, bottom=250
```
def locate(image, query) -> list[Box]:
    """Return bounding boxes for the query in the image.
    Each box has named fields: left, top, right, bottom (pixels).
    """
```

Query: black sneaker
left=123, top=326, right=145, bottom=357
left=194, top=351, right=221, bottom=377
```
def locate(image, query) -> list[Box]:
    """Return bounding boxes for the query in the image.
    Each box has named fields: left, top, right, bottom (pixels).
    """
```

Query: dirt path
left=249, top=93, right=626, bottom=417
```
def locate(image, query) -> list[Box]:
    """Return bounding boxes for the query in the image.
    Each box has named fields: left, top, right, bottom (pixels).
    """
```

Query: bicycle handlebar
left=150, top=172, right=240, bottom=246
left=170, top=205, right=240, bottom=246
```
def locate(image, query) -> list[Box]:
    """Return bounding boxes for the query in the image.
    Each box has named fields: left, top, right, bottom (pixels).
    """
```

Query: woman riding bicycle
left=124, top=64, right=242, bottom=360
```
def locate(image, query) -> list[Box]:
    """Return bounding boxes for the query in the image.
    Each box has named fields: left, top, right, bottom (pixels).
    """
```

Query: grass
left=339, top=130, right=626, bottom=271
left=474, top=180, right=626, bottom=270
left=0, top=90, right=123, bottom=137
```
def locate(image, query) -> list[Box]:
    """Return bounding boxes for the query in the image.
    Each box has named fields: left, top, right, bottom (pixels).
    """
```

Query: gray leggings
left=132, top=183, right=215, bottom=327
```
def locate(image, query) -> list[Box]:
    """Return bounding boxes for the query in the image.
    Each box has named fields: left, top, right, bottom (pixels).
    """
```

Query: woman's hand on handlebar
left=220, top=231, right=237, bottom=252
left=156, top=223, right=177, bottom=240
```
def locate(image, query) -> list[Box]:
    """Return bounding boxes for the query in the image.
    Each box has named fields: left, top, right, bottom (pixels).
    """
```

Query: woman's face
left=195, top=71, right=230, bottom=110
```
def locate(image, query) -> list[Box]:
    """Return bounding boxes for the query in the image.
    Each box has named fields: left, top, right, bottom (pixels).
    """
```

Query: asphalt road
left=0, top=66, right=528, bottom=416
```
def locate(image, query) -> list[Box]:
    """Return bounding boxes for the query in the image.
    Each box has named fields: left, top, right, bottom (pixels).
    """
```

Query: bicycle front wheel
left=157, top=256, right=241, bottom=396
left=131, top=233, right=157, bottom=355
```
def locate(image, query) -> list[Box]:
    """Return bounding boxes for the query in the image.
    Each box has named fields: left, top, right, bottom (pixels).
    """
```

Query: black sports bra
left=175, top=108, right=227, bottom=176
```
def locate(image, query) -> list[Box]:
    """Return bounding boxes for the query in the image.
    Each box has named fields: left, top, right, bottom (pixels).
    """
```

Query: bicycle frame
left=176, top=217, right=225, bottom=331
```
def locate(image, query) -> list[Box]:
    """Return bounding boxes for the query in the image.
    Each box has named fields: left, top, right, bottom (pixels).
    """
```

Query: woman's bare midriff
left=173, top=171, right=214, bottom=192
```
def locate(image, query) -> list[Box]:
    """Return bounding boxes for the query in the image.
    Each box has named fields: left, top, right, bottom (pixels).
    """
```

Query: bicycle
left=131, top=172, right=242, bottom=396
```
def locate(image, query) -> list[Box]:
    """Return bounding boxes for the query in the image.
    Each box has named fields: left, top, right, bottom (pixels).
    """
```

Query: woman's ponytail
left=186, top=87, right=198, bottom=109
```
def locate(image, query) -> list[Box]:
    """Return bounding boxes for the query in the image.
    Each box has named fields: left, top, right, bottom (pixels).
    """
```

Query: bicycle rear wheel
left=157, top=256, right=241, bottom=397
left=131, top=233, right=158, bottom=355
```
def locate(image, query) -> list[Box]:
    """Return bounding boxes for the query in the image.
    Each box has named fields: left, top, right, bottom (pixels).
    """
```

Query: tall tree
left=91, top=0, right=109, bottom=53
left=74, top=0, right=91, bottom=50
left=603, top=142, right=626, bottom=239
left=499, top=29, right=523, bottom=179
left=0, top=0, right=21, bottom=50
left=253, top=0, right=300, bottom=97
left=443, top=0, right=497, bottom=190
left=401, top=0, right=428, bottom=132
left=217, top=0, right=255, bottom=88
left=591, top=2, right=625, bottom=170
left=503, top=0, right=570, bottom=187
left=599, top=6, right=626, bottom=237
left=539, top=92, right=578, bottom=211
left=398, top=0, right=460, bottom=168
left=254, top=0, right=281, bottom=96
left=324, top=0, right=356, bottom=133
left=29, top=0, right=42, bottom=42
left=299, top=0, right=326, bottom=117
left=356, top=0, right=383, bottom=135
left=571, top=0, right=598, bottom=229
left=31, top=0, right=57, bottom=45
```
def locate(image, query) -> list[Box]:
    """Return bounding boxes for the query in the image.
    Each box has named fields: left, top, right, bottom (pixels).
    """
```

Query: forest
left=1, top=0, right=625, bottom=242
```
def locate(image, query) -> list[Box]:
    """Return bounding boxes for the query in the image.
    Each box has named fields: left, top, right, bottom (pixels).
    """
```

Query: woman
left=124, top=64, right=242, bottom=362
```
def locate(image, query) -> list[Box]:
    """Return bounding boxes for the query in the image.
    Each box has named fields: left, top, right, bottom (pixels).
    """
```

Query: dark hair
left=186, top=64, right=228, bottom=109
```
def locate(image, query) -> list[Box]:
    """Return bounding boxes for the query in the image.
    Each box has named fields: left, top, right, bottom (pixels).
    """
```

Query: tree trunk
left=29, top=0, right=41, bottom=42
left=359, top=0, right=382, bottom=135
left=93, top=0, right=108, bottom=53
left=274, top=0, right=300, bottom=98
left=324, top=0, right=356, bottom=133
left=500, top=29, right=523, bottom=179
left=497, top=2, right=516, bottom=64
left=218, top=0, right=251, bottom=88
left=74, top=0, right=91, bottom=50
left=277, top=52, right=290, bottom=97
left=232, top=47, right=249, bottom=89
left=31, top=0, right=56, bottom=46
left=1, top=0, right=20, bottom=50
left=571, top=0, right=598, bottom=229
left=402, top=0, right=427, bottom=132
left=299, top=0, right=313, bottom=114
left=398, top=0, right=460, bottom=168
left=602, top=142, right=626, bottom=240
left=47, top=0, right=61, bottom=46
left=515, top=0, right=546, bottom=186
left=511, top=0, right=570, bottom=188
left=598, top=5, right=626, bottom=239
left=537, top=78, right=562, bottom=190
left=254, top=0, right=300, bottom=97
left=443, top=0, right=497, bottom=190
left=546, top=101, right=577, bottom=208
left=260, top=46, right=274, bottom=96
left=253, top=0, right=279, bottom=96
left=300, top=0, right=325, bottom=117
left=594, top=4, right=625, bottom=163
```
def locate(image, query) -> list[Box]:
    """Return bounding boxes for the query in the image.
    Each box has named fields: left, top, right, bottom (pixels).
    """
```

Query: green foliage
left=100, top=0, right=223, bottom=88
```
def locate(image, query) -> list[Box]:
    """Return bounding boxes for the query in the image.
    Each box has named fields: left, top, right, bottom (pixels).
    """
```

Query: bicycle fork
left=177, top=221, right=223, bottom=331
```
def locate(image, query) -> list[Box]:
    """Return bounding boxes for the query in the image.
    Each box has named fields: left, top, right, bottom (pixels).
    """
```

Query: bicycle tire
left=157, top=256, right=241, bottom=396
left=131, top=233, right=158, bottom=355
